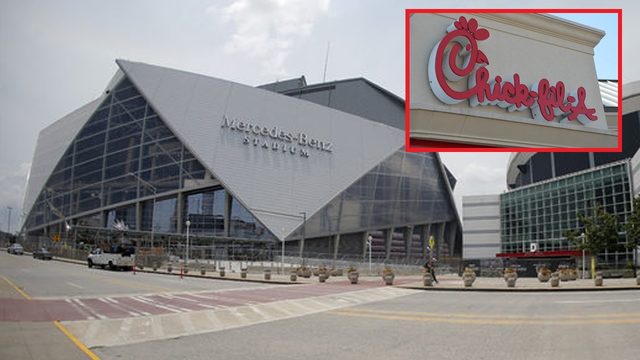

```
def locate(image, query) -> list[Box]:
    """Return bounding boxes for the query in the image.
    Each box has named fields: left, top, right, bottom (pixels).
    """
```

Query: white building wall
left=462, top=194, right=501, bottom=259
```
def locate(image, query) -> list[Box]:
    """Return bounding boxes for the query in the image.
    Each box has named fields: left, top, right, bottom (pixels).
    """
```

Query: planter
left=183, top=266, right=189, bottom=274
left=219, top=267, right=226, bottom=277
left=594, top=271, right=603, bottom=286
left=297, top=268, right=311, bottom=278
left=312, top=268, right=320, bottom=277
left=559, top=270, right=570, bottom=282
left=383, top=274, right=394, bottom=286
left=264, top=269, right=271, bottom=280
left=167, top=263, right=173, bottom=273
left=462, top=268, right=476, bottom=287
left=241, top=268, right=247, bottom=279
left=331, top=269, right=343, bottom=277
left=550, top=273, right=560, bottom=287
left=423, top=273, right=434, bottom=287
left=506, top=276, right=517, bottom=288
left=569, top=269, right=578, bottom=281
left=537, top=272, right=551, bottom=282
left=462, top=276, right=475, bottom=287
left=290, top=273, right=297, bottom=282
left=319, top=273, right=328, bottom=283
left=152, top=263, right=158, bottom=272
left=200, top=267, right=206, bottom=276
left=348, top=272, right=359, bottom=284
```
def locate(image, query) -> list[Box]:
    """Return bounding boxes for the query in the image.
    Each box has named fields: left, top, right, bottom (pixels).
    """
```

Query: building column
left=224, top=191, right=231, bottom=237
left=135, top=201, right=142, bottom=231
left=385, top=228, right=393, bottom=260
left=333, top=234, right=341, bottom=261
left=448, top=221, right=457, bottom=257
left=362, top=232, right=369, bottom=258
left=405, top=226, right=414, bottom=259
left=437, top=222, right=446, bottom=259
left=176, top=192, right=184, bottom=234
left=422, top=224, right=431, bottom=258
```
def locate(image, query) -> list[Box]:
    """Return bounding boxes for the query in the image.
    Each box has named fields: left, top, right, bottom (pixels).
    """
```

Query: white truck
left=87, top=247, right=135, bottom=271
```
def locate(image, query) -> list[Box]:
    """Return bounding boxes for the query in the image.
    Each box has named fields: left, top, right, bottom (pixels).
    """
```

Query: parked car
left=7, top=243, right=24, bottom=255
left=33, top=248, right=53, bottom=260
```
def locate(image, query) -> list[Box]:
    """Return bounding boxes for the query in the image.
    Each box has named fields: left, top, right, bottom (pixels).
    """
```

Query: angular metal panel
left=22, top=97, right=105, bottom=222
left=117, top=60, right=404, bottom=240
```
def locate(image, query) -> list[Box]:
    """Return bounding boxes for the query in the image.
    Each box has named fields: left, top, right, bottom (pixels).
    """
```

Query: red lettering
left=430, top=16, right=598, bottom=123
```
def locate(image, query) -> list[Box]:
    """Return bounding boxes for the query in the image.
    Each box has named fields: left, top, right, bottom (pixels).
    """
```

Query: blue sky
left=554, top=13, right=618, bottom=80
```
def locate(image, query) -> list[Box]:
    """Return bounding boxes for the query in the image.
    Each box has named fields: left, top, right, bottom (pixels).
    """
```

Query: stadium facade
left=463, top=80, right=640, bottom=275
left=20, top=60, right=461, bottom=263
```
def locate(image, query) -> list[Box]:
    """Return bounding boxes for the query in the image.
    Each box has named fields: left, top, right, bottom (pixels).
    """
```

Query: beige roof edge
left=475, top=13, right=606, bottom=49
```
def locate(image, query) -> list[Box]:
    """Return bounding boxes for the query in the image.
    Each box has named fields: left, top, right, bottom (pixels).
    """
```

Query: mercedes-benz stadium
left=19, top=60, right=461, bottom=265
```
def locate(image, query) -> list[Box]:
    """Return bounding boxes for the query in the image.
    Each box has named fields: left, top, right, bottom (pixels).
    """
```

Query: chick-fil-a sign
left=427, top=16, right=598, bottom=124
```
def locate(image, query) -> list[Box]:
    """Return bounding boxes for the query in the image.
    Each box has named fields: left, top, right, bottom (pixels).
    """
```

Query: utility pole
left=7, top=206, right=12, bottom=233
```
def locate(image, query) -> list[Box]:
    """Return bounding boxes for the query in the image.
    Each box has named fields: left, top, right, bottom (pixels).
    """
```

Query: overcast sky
left=0, top=0, right=636, bottom=233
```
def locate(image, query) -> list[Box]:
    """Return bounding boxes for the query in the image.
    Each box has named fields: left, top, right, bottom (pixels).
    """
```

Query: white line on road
left=555, top=298, right=640, bottom=304
left=73, top=298, right=107, bottom=320
left=66, top=282, right=84, bottom=289
left=65, top=298, right=95, bottom=320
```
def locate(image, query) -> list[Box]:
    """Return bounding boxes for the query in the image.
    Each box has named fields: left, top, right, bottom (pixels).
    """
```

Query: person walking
left=424, top=257, right=438, bottom=283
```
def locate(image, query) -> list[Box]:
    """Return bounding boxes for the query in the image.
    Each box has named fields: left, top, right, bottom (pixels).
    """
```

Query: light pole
left=7, top=206, right=12, bottom=233
left=128, top=173, right=157, bottom=249
left=185, top=219, right=191, bottom=267
left=581, top=232, right=586, bottom=279
left=367, top=234, right=373, bottom=274
left=281, top=227, right=285, bottom=275
left=298, top=212, right=306, bottom=260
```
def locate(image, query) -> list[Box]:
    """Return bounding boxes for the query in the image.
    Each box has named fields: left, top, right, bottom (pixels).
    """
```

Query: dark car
left=33, top=248, right=53, bottom=260
left=7, top=243, right=24, bottom=255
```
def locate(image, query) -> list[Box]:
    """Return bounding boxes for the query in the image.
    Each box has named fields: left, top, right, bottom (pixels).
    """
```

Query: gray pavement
left=3, top=250, right=640, bottom=360
left=96, top=290, right=640, bottom=360
left=0, top=251, right=272, bottom=298
left=0, top=322, right=87, bottom=360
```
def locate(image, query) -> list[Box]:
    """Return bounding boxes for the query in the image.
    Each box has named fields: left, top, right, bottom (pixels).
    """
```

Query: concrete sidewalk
left=398, top=274, right=640, bottom=292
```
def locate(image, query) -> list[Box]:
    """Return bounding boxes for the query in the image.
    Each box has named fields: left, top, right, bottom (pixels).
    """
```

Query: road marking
left=329, top=308, right=640, bottom=326
left=555, top=298, right=640, bottom=304
left=1, top=275, right=32, bottom=300
left=67, top=282, right=84, bottom=289
left=130, top=296, right=183, bottom=313
left=103, top=297, right=149, bottom=316
left=65, top=299, right=95, bottom=320
left=74, top=298, right=107, bottom=320
left=54, top=320, right=102, bottom=360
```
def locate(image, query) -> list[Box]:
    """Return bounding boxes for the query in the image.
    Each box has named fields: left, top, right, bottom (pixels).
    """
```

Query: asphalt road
left=0, top=251, right=270, bottom=298
left=96, top=290, right=640, bottom=360
left=2, top=251, right=639, bottom=360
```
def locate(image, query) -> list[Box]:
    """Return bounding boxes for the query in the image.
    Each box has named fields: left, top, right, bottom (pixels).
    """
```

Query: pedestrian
left=424, top=257, right=438, bottom=283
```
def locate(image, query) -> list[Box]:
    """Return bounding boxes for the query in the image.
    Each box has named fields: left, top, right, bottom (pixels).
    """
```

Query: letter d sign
left=530, top=243, right=538, bottom=253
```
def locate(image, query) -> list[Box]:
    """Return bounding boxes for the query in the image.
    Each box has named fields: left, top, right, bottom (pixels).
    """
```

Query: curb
left=135, top=268, right=301, bottom=285
left=50, top=256, right=301, bottom=285
left=397, top=284, right=640, bottom=292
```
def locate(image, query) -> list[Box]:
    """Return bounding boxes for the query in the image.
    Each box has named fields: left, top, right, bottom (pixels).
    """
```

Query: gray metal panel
left=22, top=97, right=105, bottom=222
left=280, top=79, right=405, bottom=130
left=118, top=60, right=404, bottom=240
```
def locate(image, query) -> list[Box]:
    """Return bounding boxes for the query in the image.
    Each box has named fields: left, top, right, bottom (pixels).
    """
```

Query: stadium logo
left=427, top=16, right=598, bottom=124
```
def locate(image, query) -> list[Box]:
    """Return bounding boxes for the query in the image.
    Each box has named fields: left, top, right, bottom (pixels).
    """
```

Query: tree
left=624, top=196, right=640, bottom=276
left=565, top=204, right=620, bottom=277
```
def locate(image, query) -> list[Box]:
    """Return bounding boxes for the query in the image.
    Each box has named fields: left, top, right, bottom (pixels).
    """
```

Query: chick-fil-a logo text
left=427, top=16, right=597, bottom=124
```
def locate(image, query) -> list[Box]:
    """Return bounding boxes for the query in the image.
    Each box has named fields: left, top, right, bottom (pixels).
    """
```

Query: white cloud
left=208, top=0, right=330, bottom=77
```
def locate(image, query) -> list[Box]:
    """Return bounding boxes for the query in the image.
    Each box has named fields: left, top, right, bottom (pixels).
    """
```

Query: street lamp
left=128, top=173, right=157, bottom=249
left=185, top=219, right=191, bottom=267
left=7, top=206, right=13, bottom=234
left=581, top=232, right=586, bottom=279
left=367, top=234, right=373, bottom=274
left=298, top=212, right=306, bottom=260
